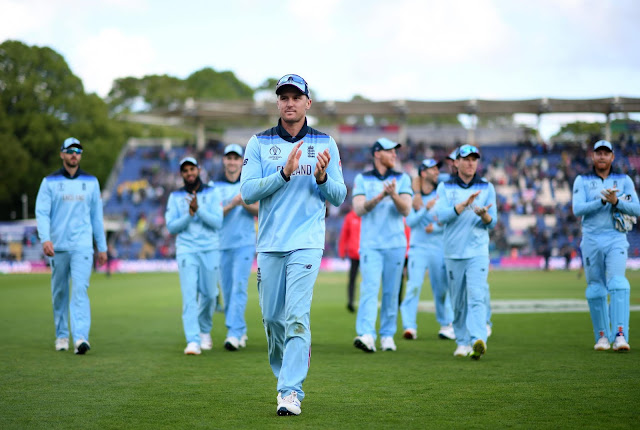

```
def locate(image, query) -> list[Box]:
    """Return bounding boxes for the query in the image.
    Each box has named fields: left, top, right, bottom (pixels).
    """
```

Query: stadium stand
left=4, top=130, right=638, bottom=263
left=91, top=130, right=640, bottom=262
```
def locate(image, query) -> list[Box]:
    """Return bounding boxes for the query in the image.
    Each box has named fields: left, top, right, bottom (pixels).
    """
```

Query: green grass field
left=1, top=270, right=639, bottom=429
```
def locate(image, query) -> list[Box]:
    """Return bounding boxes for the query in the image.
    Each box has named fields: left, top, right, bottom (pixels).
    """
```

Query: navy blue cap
left=372, top=137, right=401, bottom=155
left=275, top=74, right=310, bottom=97
left=61, top=137, right=82, bottom=151
left=224, top=144, right=244, bottom=157
left=457, top=144, right=480, bottom=159
left=419, top=158, right=442, bottom=173
left=593, top=140, right=613, bottom=151
left=179, top=156, right=199, bottom=169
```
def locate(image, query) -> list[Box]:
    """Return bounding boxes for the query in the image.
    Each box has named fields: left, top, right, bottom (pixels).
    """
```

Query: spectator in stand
left=338, top=208, right=361, bottom=313
left=400, top=159, right=455, bottom=341
left=435, top=144, right=497, bottom=360
left=211, top=143, right=259, bottom=351
left=165, top=157, right=223, bottom=355
left=35, top=137, right=107, bottom=355
left=572, top=140, right=640, bottom=352
left=352, top=138, right=413, bottom=353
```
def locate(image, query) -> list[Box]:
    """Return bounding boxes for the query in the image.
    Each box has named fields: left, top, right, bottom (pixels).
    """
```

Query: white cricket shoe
left=453, top=345, right=472, bottom=357
left=470, top=339, right=486, bottom=360
left=239, top=334, right=248, bottom=348
left=487, top=324, right=493, bottom=338
left=612, top=335, right=630, bottom=352
left=74, top=339, right=90, bottom=355
left=224, top=336, right=240, bottom=351
left=55, top=338, right=69, bottom=351
left=403, top=328, right=417, bottom=340
left=184, top=342, right=201, bottom=355
left=438, top=324, right=456, bottom=340
left=277, top=391, right=301, bottom=416
left=380, top=337, right=397, bottom=351
left=200, top=333, right=212, bottom=350
left=354, top=334, right=376, bottom=353
left=594, top=336, right=611, bottom=351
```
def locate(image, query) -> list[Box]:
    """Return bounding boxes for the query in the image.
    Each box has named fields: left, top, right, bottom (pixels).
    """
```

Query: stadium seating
left=74, top=135, right=640, bottom=261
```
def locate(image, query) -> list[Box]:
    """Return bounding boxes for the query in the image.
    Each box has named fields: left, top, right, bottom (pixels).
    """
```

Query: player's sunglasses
left=457, top=145, right=480, bottom=158
left=276, top=74, right=308, bottom=95
left=63, top=147, right=83, bottom=154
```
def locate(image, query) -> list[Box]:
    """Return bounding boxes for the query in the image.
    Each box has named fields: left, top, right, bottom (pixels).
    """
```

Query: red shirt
left=338, top=210, right=361, bottom=260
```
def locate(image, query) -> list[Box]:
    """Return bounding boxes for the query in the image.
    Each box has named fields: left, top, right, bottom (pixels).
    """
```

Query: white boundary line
left=418, top=299, right=640, bottom=314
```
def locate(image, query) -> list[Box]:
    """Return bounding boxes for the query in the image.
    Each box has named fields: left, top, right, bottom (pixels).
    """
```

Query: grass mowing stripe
left=1, top=271, right=639, bottom=429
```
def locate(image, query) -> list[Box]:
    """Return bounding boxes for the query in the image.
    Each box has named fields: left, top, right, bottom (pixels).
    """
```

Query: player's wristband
left=316, top=173, right=328, bottom=185
left=280, top=169, right=291, bottom=182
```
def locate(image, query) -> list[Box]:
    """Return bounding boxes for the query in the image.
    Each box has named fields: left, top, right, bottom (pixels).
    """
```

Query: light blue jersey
left=401, top=190, right=453, bottom=332
left=573, top=170, right=640, bottom=344
left=35, top=168, right=107, bottom=253
left=353, top=169, right=413, bottom=250
left=240, top=119, right=346, bottom=401
left=211, top=177, right=256, bottom=250
left=241, top=124, right=346, bottom=252
left=406, top=190, right=443, bottom=250
left=166, top=182, right=223, bottom=346
left=435, top=174, right=497, bottom=348
left=165, top=184, right=223, bottom=254
left=435, top=175, right=498, bottom=258
left=572, top=172, right=640, bottom=237
left=35, top=166, right=107, bottom=346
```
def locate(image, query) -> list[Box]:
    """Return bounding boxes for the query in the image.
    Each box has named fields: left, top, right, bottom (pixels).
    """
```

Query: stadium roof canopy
left=134, top=96, right=640, bottom=122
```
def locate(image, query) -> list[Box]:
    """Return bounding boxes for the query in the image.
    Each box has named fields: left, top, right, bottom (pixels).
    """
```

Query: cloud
left=71, top=28, right=155, bottom=96
left=0, top=0, right=57, bottom=41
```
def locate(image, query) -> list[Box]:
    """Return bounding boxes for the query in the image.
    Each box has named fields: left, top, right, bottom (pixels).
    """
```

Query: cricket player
left=435, top=144, right=497, bottom=360
left=572, top=140, right=640, bottom=351
left=352, top=138, right=413, bottom=353
left=400, top=159, right=454, bottom=341
left=240, top=74, right=346, bottom=416
left=211, top=143, right=258, bottom=351
left=166, top=157, right=223, bottom=355
left=35, top=137, right=107, bottom=354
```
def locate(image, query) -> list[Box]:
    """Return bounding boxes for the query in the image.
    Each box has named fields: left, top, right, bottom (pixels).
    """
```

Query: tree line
left=0, top=40, right=263, bottom=220
left=1, top=40, right=632, bottom=221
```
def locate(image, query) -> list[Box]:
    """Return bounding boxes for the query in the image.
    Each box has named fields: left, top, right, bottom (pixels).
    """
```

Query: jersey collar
left=453, top=173, right=481, bottom=189
left=276, top=118, right=308, bottom=143
left=59, top=167, right=83, bottom=179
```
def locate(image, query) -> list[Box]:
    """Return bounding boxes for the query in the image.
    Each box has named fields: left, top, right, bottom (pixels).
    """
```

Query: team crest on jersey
left=269, top=145, right=282, bottom=160
left=307, top=145, right=315, bottom=158
left=82, top=183, right=86, bottom=191
left=58, top=183, right=64, bottom=191
left=589, top=181, right=597, bottom=189
left=613, top=180, right=618, bottom=189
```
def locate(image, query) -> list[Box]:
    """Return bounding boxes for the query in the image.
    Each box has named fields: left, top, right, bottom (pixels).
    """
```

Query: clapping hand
left=473, top=203, right=493, bottom=217
left=188, top=191, right=198, bottom=216
left=426, top=195, right=438, bottom=210
left=283, top=141, right=304, bottom=177
left=314, top=149, right=330, bottom=183
left=601, top=187, right=619, bottom=205
left=383, top=179, right=397, bottom=197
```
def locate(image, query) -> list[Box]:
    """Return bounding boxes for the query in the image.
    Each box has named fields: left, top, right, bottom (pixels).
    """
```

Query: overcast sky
left=2, top=0, right=639, bottom=137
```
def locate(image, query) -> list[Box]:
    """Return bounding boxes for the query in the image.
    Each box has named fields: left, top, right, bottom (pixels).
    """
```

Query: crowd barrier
left=2, top=257, right=640, bottom=274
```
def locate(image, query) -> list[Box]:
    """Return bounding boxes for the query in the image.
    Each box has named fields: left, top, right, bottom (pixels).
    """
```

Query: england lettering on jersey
left=240, top=122, right=347, bottom=253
